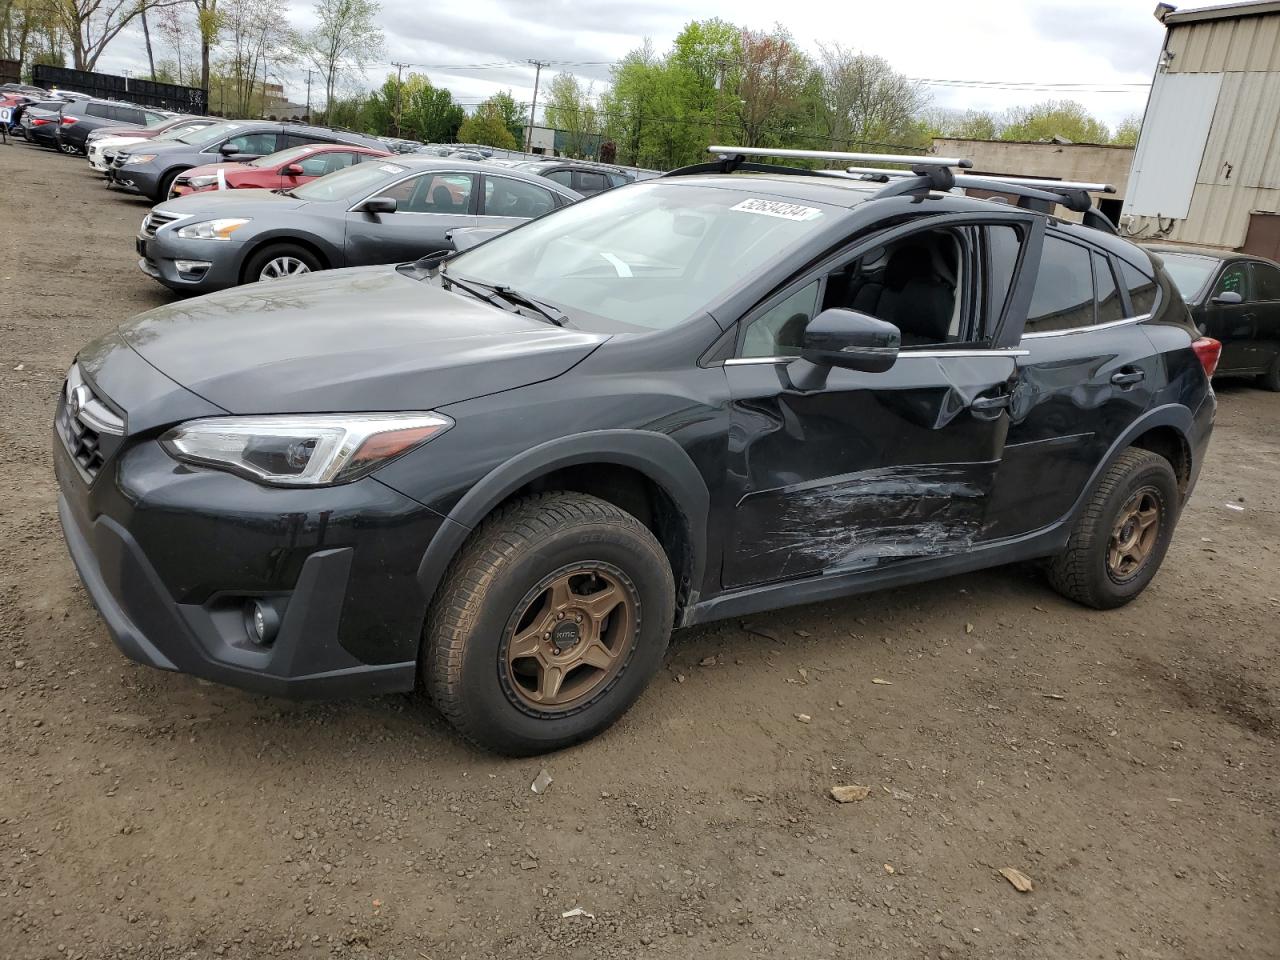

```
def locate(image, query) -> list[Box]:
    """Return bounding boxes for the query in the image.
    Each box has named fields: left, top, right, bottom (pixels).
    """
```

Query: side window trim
left=1018, top=232, right=1157, bottom=340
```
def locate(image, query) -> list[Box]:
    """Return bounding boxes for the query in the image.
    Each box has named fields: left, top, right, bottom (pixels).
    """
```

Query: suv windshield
left=251, top=145, right=315, bottom=168
left=291, top=160, right=407, bottom=201
left=1159, top=252, right=1218, bottom=300
left=176, top=120, right=249, bottom=146
left=448, top=181, right=839, bottom=330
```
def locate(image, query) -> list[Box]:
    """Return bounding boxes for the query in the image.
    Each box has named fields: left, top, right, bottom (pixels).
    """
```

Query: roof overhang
left=1163, top=1, right=1280, bottom=26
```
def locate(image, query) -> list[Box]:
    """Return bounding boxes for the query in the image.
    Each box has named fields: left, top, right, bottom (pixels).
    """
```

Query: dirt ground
left=1, top=139, right=1278, bottom=960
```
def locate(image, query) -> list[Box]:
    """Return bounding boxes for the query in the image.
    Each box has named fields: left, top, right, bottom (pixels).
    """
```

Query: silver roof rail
left=709, top=145, right=972, bottom=169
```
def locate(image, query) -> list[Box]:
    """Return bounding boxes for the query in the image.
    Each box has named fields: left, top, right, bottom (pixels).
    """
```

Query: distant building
left=932, top=138, right=1134, bottom=224
left=519, top=124, right=605, bottom=159
left=1123, top=1, right=1280, bottom=256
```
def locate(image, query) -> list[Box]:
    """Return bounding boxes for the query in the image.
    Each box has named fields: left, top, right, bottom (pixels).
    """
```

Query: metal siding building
left=1122, top=1, right=1280, bottom=255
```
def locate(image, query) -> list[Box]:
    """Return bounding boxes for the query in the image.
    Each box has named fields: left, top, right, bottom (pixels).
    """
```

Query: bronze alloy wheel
left=1106, top=486, right=1162, bottom=583
left=502, top=563, right=639, bottom=713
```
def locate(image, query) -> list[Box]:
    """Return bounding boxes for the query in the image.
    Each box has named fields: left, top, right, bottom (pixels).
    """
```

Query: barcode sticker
left=730, top=198, right=823, bottom=221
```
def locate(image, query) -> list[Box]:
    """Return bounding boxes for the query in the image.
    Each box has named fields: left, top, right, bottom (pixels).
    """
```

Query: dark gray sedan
left=136, top=157, right=580, bottom=292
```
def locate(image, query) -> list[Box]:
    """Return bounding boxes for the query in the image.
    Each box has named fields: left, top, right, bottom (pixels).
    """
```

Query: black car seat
left=874, top=242, right=956, bottom=345
left=430, top=184, right=456, bottom=212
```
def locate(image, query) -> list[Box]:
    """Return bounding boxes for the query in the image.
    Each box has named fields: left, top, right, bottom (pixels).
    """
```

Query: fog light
left=174, top=259, right=211, bottom=276
left=245, top=599, right=280, bottom=645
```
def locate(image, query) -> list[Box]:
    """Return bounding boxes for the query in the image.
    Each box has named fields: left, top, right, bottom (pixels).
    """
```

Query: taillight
left=31, top=117, right=49, bottom=126
left=61, top=115, right=77, bottom=125
left=1192, top=337, right=1222, bottom=378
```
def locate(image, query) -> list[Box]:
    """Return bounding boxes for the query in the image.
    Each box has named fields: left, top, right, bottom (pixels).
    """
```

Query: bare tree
left=299, top=0, right=382, bottom=117
left=217, top=0, right=289, bottom=116
left=817, top=44, right=926, bottom=149
left=42, top=0, right=183, bottom=71
left=192, top=0, right=219, bottom=95
left=735, top=26, right=810, bottom=147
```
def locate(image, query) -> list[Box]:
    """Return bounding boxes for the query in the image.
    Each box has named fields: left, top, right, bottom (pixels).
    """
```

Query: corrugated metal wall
left=1124, top=11, right=1280, bottom=249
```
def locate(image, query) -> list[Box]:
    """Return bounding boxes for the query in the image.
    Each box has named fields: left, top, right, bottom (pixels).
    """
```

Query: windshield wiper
left=491, top=285, right=570, bottom=327
left=443, top=274, right=570, bottom=327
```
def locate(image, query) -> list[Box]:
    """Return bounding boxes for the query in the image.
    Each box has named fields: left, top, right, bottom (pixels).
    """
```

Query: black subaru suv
left=54, top=147, right=1219, bottom=754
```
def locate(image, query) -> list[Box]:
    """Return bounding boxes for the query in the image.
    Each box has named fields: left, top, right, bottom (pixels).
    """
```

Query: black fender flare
left=1065, top=402, right=1197, bottom=523
left=415, top=429, right=710, bottom=614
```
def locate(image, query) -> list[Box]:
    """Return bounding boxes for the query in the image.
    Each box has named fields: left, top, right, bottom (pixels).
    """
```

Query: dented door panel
left=983, top=323, right=1159, bottom=539
left=723, top=354, right=1016, bottom=588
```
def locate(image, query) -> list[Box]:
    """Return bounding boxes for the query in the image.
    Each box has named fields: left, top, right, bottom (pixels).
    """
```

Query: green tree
left=1000, top=100, right=1110, bottom=144
left=815, top=44, right=926, bottom=151
left=485, top=90, right=526, bottom=143
left=458, top=97, right=518, bottom=149
left=543, top=71, right=599, bottom=157
left=1112, top=113, right=1141, bottom=146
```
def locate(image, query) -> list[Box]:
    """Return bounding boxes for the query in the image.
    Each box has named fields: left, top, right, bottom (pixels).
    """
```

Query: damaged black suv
left=55, top=147, right=1219, bottom=754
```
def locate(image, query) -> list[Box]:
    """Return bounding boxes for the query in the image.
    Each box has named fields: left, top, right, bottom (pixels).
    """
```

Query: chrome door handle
left=1111, top=369, right=1145, bottom=387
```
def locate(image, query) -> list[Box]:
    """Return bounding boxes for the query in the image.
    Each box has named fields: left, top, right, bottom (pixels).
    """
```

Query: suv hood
left=117, top=266, right=608, bottom=414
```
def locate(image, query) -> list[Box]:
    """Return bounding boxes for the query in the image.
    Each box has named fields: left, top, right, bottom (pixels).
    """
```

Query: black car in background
left=56, top=99, right=170, bottom=155
left=110, top=119, right=387, bottom=202
left=20, top=100, right=79, bottom=147
left=1150, top=245, right=1280, bottom=390
left=509, top=158, right=635, bottom=196
left=56, top=149, right=1219, bottom=755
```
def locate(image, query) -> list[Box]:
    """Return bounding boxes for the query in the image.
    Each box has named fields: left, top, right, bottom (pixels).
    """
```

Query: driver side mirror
left=283, top=162, right=304, bottom=176
left=360, top=196, right=397, bottom=215
left=1211, top=290, right=1243, bottom=306
left=218, top=142, right=240, bottom=157
left=787, top=309, right=901, bottom=391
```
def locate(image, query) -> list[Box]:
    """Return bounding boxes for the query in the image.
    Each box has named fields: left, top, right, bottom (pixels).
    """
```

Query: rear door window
left=86, top=102, right=109, bottom=118
left=483, top=176, right=557, bottom=218
left=544, top=170, right=573, bottom=189
left=110, top=105, right=144, bottom=124
left=284, top=132, right=329, bottom=149
left=1249, top=261, right=1280, bottom=300
left=574, top=171, right=609, bottom=195
left=1024, top=236, right=1096, bottom=333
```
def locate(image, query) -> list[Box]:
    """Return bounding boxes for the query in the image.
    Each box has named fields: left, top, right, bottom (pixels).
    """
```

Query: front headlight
left=185, top=174, right=217, bottom=187
left=176, top=218, right=250, bottom=240
left=160, top=413, right=454, bottom=486
left=122, top=154, right=156, bottom=165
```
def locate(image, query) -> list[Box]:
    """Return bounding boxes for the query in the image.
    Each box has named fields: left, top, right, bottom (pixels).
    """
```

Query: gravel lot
left=1, top=139, right=1278, bottom=960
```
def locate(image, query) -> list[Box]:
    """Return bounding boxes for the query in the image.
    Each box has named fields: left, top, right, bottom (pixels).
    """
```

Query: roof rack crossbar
left=664, top=159, right=863, bottom=180
left=846, top=166, right=1116, bottom=196
left=708, top=145, right=973, bottom=168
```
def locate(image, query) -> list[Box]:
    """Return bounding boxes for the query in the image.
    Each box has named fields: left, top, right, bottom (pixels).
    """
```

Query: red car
left=169, top=142, right=392, bottom=197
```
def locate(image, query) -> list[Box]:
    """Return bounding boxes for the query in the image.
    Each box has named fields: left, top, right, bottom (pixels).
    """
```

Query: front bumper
left=52, top=366, right=444, bottom=699
left=137, top=230, right=247, bottom=291
left=110, top=162, right=161, bottom=197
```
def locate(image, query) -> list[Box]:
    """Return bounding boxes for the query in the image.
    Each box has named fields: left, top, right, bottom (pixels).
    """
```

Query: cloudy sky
left=96, top=0, right=1189, bottom=130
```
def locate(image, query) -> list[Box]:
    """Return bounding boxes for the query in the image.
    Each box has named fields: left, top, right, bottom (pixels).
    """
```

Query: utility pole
left=526, top=59, right=547, bottom=153
left=305, top=69, right=314, bottom=122
left=391, top=61, right=411, bottom=138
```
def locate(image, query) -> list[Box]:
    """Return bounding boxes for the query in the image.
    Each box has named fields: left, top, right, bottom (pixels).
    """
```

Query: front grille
left=141, top=210, right=180, bottom=238
left=56, top=365, right=124, bottom=483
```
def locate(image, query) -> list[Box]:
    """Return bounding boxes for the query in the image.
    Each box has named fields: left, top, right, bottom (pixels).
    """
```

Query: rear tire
left=425, top=492, right=675, bottom=755
left=1047, top=448, right=1180, bottom=610
left=243, top=243, right=322, bottom=283
left=1261, top=351, right=1280, bottom=392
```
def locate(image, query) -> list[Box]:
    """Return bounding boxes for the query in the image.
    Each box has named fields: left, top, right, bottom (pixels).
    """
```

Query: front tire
left=1047, top=448, right=1180, bottom=609
left=243, top=243, right=321, bottom=283
left=425, top=492, right=675, bottom=755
